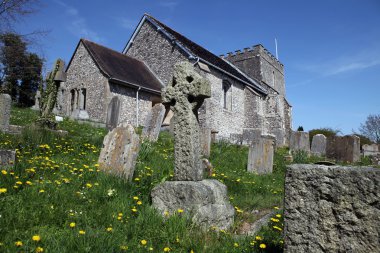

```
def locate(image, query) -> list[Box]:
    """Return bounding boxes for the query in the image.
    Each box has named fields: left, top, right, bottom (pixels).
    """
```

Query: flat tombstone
left=326, top=135, right=360, bottom=163
left=0, top=94, right=11, bottom=132
left=289, top=131, right=310, bottom=153
left=161, top=62, right=211, bottom=181
left=98, top=122, right=140, bottom=181
left=142, top=103, right=166, bottom=142
left=362, top=144, right=379, bottom=157
left=247, top=135, right=275, bottom=174
left=0, top=150, right=16, bottom=168
left=284, top=164, right=380, bottom=252
left=200, top=128, right=211, bottom=157
left=106, top=96, right=120, bottom=131
left=311, top=134, right=327, bottom=156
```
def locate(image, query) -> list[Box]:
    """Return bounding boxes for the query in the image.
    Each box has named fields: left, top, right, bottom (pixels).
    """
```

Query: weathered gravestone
left=247, top=135, right=276, bottom=174
left=0, top=93, right=11, bottom=132
left=106, top=96, right=120, bottom=131
left=98, top=122, right=140, bottom=181
left=326, top=135, right=360, bottom=163
left=142, top=103, right=166, bottom=142
left=289, top=131, right=310, bottom=154
left=0, top=150, right=16, bottom=168
left=151, top=62, right=235, bottom=230
left=311, top=134, right=327, bottom=157
left=284, top=164, right=380, bottom=252
left=31, top=90, right=41, bottom=111
left=200, top=127, right=211, bottom=157
left=362, top=144, right=379, bottom=157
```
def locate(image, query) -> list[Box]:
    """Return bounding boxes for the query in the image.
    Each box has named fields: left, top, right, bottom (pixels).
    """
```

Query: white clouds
left=53, top=0, right=104, bottom=43
left=158, top=0, right=179, bottom=9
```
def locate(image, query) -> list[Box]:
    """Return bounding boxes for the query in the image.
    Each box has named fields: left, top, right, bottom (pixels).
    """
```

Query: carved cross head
left=162, top=61, right=211, bottom=112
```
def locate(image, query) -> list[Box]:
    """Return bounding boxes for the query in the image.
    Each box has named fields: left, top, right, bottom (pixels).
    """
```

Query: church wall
left=126, top=21, right=188, bottom=86
left=64, top=42, right=108, bottom=122
left=109, top=83, right=156, bottom=127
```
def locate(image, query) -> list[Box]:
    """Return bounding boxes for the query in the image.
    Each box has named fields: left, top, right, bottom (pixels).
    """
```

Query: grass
left=1, top=106, right=286, bottom=252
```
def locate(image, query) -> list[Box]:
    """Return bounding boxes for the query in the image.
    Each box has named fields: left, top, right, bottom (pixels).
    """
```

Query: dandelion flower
left=234, top=242, right=239, bottom=247
left=69, top=222, right=76, bottom=228
left=163, top=247, right=171, bottom=252
left=15, top=241, right=23, bottom=247
left=86, top=183, right=92, bottom=188
left=137, top=201, right=142, bottom=205
left=36, top=246, right=44, bottom=252
left=1, top=170, right=7, bottom=175
left=0, top=188, right=7, bottom=194
left=255, top=235, right=262, bottom=241
left=276, top=214, right=282, bottom=218
left=177, top=209, right=184, bottom=213
left=79, top=230, right=85, bottom=235
left=133, top=196, right=139, bottom=200
left=32, top=235, right=41, bottom=242
left=140, top=239, right=147, bottom=245
left=39, top=189, right=45, bottom=193
left=259, top=243, right=266, bottom=249
left=120, top=245, right=128, bottom=250
left=106, top=227, right=113, bottom=232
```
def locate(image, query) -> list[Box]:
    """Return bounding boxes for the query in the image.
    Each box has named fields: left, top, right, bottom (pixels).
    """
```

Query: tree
left=309, top=127, right=341, bottom=143
left=0, top=0, right=38, bottom=32
left=359, top=114, right=380, bottom=144
left=0, top=32, right=43, bottom=105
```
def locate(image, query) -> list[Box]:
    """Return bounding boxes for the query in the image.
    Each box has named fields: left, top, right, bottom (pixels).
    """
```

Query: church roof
left=69, top=39, right=163, bottom=93
left=123, top=14, right=267, bottom=95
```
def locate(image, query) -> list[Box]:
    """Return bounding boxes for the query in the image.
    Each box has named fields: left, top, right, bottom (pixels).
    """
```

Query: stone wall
left=64, top=42, right=109, bottom=122
left=284, top=164, right=380, bottom=252
left=109, top=83, right=158, bottom=127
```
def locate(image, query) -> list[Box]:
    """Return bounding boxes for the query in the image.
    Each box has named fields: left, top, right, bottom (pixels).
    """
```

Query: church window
left=222, top=80, right=231, bottom=110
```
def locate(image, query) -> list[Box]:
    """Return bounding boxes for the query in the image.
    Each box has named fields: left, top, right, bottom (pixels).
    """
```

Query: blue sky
left=14, top=0, right=380, bottom=134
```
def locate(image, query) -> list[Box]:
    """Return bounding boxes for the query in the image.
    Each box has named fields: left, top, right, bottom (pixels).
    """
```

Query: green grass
left=1, top=106, right=286, bottom=252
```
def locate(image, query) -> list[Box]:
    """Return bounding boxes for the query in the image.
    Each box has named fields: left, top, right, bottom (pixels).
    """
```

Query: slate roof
left=69, top=39, right=163, bottom=93
left=124, top=14, right=267, bottom=95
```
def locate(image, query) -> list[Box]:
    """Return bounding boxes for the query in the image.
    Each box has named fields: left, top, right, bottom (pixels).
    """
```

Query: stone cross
left=162, top=62, right=211, bottom=181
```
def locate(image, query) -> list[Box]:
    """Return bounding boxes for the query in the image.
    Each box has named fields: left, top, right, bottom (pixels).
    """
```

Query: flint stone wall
left=326, top=135, right=360, bottom=163
left=98, top=123, right=140, bottom=181
left=0, top=93, right=11, bottom=132
left=284, top=164, right=380, bottom=253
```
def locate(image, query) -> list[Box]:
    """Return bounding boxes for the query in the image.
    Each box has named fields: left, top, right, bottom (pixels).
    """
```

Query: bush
left=309, top=127, right=340, bottom=143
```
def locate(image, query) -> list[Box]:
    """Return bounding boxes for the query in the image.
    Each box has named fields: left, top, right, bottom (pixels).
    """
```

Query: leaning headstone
left=362, top=144, right=379, bottom=157
left=289, top=131, right=310, bottom=153
left=151, top=62, right=235, bottom=230
left=311, top=134, right=327, bottom=156
left=247, top=135, right=275, bottom=174
left=284, top=164, right=380, bottom=252
left=200, top=128, right=211, bottom=157
left=0, top=93, right=11, bottom=132
left=0, top=150, right=16, bottom=168
left=326, top=135, right=360, bottom=163
left=98, top=122, right=140, bottom=181
left=142, top=103, right=166, bottom=142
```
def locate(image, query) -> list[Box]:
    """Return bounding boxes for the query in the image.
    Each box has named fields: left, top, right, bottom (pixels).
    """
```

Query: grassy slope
left=0, top=107, right=285, bottom=253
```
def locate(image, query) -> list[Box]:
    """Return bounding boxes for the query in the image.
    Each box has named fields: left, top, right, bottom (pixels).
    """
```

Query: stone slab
left=0, top=93, right=11, bottom=132
left=311, top=134, right=327, bottom=157
left=326, top=135, right=360, bottom=163
left=284, top=164, right=380, bottom=253
left=362, top=144, right=379, bottom=157
left=0, top=150, right=16, bottom=168
left=98, top=122, right=140, bottom=181
left=289, top=131, right=310, bottom=153
left=200, top=128, right=211, bottom=157
left=247, top=135, right=275, bottom=174
left=151, top=179, right=235, bottom=230
left=142, top=103, right=166, bottom=142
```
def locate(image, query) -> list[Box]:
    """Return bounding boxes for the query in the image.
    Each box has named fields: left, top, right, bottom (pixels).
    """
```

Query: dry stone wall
left=284, top=164, right=380, bottom=253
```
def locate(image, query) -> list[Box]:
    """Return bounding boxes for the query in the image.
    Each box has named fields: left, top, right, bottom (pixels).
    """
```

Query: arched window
left=222, top=80, right=232, bottom=110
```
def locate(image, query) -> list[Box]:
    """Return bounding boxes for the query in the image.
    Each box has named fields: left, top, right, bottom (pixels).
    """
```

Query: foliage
left=0, top=32, right=43, bottom=106
left=1, top=107, right=289, bottom=252
left=296, top=126, right=304, bottom=131
left=359, top=114, right=380, bottom=144
left=353, top=133, right=373, bottom=147
left=308, top=127, right=340, bottom=143
left=0, top=0, right=39, bottom=32
left=292, top=150, right=309, bottom=164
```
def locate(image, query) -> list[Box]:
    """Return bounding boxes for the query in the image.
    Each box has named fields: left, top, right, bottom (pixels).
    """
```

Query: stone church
left=57, top=13, right=292, bottom=145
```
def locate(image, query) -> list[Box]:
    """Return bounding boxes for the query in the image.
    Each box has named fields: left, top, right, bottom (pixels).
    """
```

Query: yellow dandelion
left=149, top=247, right=154, bottom=251
left=69, top=222, right=76, bottom=228
left=134, top=177, right=140, bottom=181
left=1, top=170, right=7, bottom=175
left=133, top=196, right=139, bottom=200
left=26, top=181, right=32, bottom=186
left=259, top=243, right=266, bottom=249
left=137, top=200, right=142, bottom=205
left=276, top=214, right=282, bottom=218
left=39, top=189, right=45, bottom=193
left=32, top=235, right=41, bottom=242
left=164, top=211, right=170, bottom=216
left=15, top=241, right=23, bottom=247
left=0, top=188, right=7, bottom=194
left=163, top=247, right=171, bottom=252
left=140, top=239, right=147, bottom=245
left=255, top=235, right=262, bottom=240
left=120, top=245, right=128, bottom=250
left=106, top=227, right=113, bottom=232
left=177, top=209, right=184, bottom=213
left=131, top=208, right=137, bottom=212
left=79, top=230, right=85, bottom=235
left=16, top=181, right=22, bottom=185
left=36, top=246, right=44, bottom=252
left=234, top=242, right=239, bottom=247
left=86, top=183, right=92, bottom=188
